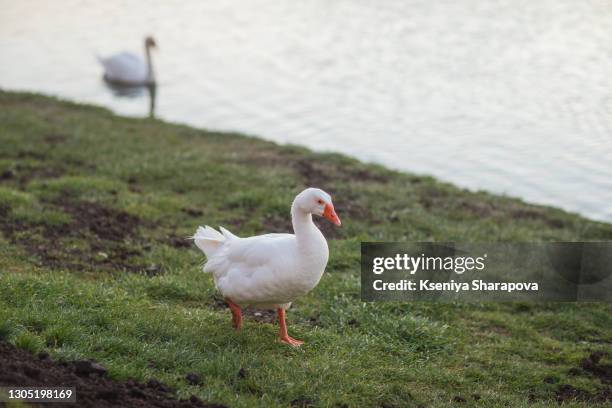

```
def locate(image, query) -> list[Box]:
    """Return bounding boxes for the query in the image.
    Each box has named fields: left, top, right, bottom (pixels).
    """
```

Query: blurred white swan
left=98, top=36, right=157, bottom=86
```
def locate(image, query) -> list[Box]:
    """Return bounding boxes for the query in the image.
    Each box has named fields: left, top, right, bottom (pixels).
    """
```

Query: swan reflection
left=102, top=81, right=157, bottom=118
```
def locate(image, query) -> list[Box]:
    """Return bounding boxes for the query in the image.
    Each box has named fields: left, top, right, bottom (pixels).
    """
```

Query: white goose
left=193, top=188, right=341, bottom=346
left=98, top=36, right=157, bottom=86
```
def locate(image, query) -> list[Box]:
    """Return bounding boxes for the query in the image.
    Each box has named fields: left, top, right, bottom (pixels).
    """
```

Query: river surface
left=1, top=0, right=611, bottom=221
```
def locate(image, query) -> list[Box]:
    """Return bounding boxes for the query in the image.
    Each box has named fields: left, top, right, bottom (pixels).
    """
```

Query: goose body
left=197, top=226, right=328, bottom=309
left=193, top=188, right=341, bottom=346
left=98, top=36, right=157, bottom=85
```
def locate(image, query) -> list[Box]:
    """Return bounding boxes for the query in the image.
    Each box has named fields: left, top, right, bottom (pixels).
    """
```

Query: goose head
left=293, top=188, right=341, bottom=226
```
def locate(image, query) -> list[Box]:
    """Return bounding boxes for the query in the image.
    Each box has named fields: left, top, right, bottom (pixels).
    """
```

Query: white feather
left=99, top=52, right=149, bottom=84
left=193, top=225, right=225, bottom=260
left=193, top=188, right=337, bottom=310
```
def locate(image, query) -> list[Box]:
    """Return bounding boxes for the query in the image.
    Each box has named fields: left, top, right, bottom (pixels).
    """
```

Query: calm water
left=1, top=0, right=611, bottom=221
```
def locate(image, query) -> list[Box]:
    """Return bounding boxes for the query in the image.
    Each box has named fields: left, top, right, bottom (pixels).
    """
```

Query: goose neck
left=291, top=203, right=317, bottom=241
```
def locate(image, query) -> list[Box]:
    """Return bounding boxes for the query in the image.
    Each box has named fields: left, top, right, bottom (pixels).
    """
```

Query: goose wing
left=205, top=229, right=299, bottom=304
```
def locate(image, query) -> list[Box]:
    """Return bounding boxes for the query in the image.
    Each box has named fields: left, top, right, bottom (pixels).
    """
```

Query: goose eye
left=317, top=199, right=324, bottom=205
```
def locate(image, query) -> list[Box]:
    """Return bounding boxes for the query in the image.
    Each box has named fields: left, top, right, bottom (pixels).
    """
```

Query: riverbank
left=0, top=90, right=610, bottom=407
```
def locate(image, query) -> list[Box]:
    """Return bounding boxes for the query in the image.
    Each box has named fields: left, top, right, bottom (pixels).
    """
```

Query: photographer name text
left=373, top=279, right=539, bottom=293
left=371, top=253, right=539, bottom=293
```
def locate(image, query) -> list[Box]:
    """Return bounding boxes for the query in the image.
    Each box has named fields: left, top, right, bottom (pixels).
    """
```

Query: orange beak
left=323, top=203, right=341, bottom=226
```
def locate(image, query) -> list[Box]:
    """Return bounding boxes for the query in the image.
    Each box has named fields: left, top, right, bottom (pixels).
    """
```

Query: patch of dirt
left=510, top=208, right=565, bottom=228
left=15, top=150, right=47, bottom=161
left=222, top=216, right=248, bottom=231
left=237, top=368, right=247, bottom=379
left=260, top=213, right=293, bottom=236
left=0, top=168, right=16, bottom=180
left=417, top=187, right=448, bottom=209
left=576, top=351, right=611, bottom=385
left=293, top=159, right=390, bottom=185
left=452, top=395, right=466, bottom=403
left=184, top=373, right=201, bottom=386
left=308, top=315, right=321, bottom=327
left=0, top=341, right=226, bottom=407
left=290, top=396, right=315, bottom=407
left=168, top=234, right=191, bottom=249
left=555, top=384, right=611, bottom=404
left=58, top=199, right=141, bottom=241
left=419, top=194, right=566, bottom=228
left=144, top=264, right=164, bottom=277
left=260, top=213, right=292, bottom=233
left=487, top=325, right=511, bottom=337
left=44, top=133, right=67, bottom=145
left=245, top=309, right=277, bottom=324
left=230, top=149, right=288, bottom=168
left=0, top=197, right=148, bottom=273
left=127, top=177, right=143, bottom=193
left=233, top=148, right=392, bottom=185
left=553, top=351, right=611, bottom=403
left=347, top=319, right=360, bottom=328
left=181, top=208, right=204, bottom=218
left=0, top=162, right=65, bottom=187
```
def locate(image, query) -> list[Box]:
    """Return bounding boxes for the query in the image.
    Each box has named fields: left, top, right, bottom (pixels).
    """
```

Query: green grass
left=0, top=90, right=610, bottom=407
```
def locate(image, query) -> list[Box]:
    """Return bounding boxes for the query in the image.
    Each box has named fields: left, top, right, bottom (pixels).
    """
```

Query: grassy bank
left=0, top=90, right=610, bottom=407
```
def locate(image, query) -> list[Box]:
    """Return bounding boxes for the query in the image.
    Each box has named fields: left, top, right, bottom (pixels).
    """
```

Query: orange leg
left=225, top=298, right=242, bottom=330
left=277, top=308, right=303, bottom=346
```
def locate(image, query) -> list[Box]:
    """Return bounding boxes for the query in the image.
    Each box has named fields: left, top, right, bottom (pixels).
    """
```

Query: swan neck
left=145, top=45, right=154, bottom=82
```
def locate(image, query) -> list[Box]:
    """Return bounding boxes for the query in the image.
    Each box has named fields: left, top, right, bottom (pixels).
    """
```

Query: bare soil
left=0, top=342, right=227, bottom=407
left=554, top=351, right=611, bottom=403
left=0, top=197, right=147, bottom=273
